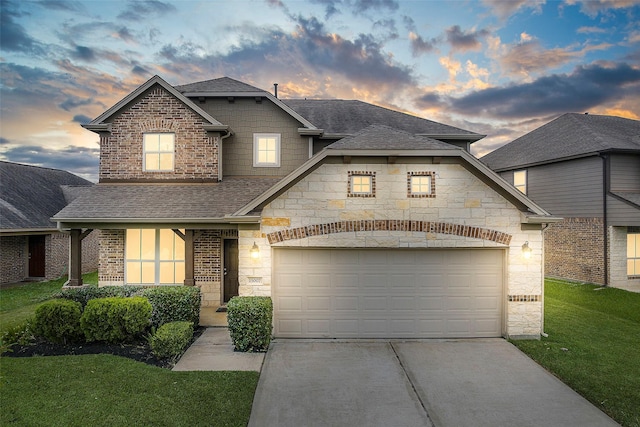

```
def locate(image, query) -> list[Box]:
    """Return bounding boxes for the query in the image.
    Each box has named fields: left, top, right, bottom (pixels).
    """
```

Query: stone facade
left=239, top=161, right=545, bottom=338
left=100, top=86, right=219, bottom=181
left=544, top=218, right=606, bottom=285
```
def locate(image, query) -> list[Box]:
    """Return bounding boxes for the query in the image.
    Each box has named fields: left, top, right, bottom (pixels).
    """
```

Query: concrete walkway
left=172, top=328, right=264, bottom=372
left=249, top=339, right=619, bottom=427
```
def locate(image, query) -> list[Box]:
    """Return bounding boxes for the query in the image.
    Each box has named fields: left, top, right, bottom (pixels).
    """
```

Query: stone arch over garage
left=266, top=220, right=512, bottom=245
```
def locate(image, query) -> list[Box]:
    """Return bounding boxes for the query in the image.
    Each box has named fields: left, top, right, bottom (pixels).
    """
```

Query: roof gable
left=175, top=77, right=264, bottom=93
left=482, top=113, right=640, bottom=171
left=0, top=161, right=92, bottom=231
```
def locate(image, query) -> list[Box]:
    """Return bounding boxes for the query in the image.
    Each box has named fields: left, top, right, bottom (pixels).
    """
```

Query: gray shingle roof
left=0, top=161, right=93, bottom=231
left=282, top=99, right=480, bottom=137
left=481, top=113, right=640, bottom=171
left=326, top=125, right=458, bottom=151
left=52, top=178, right=281, bottom=222
left=175, top=77, right=265, bottom=94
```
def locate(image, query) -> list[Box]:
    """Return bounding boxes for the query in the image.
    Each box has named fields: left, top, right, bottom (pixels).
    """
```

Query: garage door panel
left=274, top=249, right=503, bottom=338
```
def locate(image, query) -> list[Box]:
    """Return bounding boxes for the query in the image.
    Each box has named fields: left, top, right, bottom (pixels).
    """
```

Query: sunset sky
left=1, top=0, right=639, bottom=182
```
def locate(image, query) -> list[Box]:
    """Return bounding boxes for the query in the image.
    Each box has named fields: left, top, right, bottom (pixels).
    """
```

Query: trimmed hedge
left=57, top=285, right=143, bottom=308
left=80, top=297, right=152, bottom=343
left=227, top=296, right=272, bottom=352
left=148, top=321, right=194, bottom=359
left=34, top=299, right=83, bottom=344
left=141, top=286, right=201, bottom=329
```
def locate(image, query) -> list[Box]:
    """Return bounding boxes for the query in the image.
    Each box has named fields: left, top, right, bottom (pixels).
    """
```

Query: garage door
left=273, top=248, right=503, bottom=338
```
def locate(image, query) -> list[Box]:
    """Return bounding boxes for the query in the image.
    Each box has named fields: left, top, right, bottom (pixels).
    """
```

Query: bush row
left=227, top=296, right=272, bottom=352
left=149, top=321, right=194, bottom=359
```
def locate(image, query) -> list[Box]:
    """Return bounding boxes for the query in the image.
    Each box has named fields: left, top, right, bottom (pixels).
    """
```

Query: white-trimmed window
left=628, top=231, right=640, bottom=277
left=408, top=172, right=436, bottom=198
left=144, top=133, right=175, bottom=171
left=253, top=133, right=281, bottom=167
left=126, top=229, right=185, bottom=285
left=348, top=171, right=375, bottom=197
left=514, top=170, right=527, bottom=194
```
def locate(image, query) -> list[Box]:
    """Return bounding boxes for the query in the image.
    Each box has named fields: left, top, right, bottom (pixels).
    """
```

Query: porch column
left=184, top=229, right=195, bottom=286
left=67, top=229, right=83, bottom=287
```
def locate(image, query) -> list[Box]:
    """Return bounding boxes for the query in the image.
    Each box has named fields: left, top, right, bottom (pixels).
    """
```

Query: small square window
left=144, top=133, right=175, bottom=171
left=407, top=172, right=435, bottom=198
left=348, top=171, right=375, bottom=197
left=514, top=170, right=527, bottom=194
left=253, top=133, right=281, bottom=167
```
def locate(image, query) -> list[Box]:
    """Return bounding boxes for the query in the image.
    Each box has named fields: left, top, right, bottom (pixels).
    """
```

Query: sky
left=1, top=0, right=639, bottom=182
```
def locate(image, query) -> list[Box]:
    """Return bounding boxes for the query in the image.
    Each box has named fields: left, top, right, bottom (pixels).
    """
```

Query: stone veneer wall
left=1, top=236, right=26, bottom=283
left=239, top=161, right=545, bottom=338
left=544, top=217, right=605, bottom=285
left=100, top=85, right=219, bottom=181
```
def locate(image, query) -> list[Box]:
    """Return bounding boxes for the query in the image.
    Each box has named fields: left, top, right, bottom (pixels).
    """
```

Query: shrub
left=1, top=317, right=36, bottom=352
left=80, top=297, right=152, bottom=343
left=57, top=285, right=143, bottom=308
left=148, top=321, right=194, bottom=359
left=227, top=296, right=272, bottom=352
left=33, top=299, right=83, bottom=344
left=140, top=286, right=201, bottom=329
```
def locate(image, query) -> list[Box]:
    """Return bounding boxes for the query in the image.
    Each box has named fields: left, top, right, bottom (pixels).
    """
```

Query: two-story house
left=482, top=113, right=640, bottom=292
left=53, top=75, right=559, bottom=339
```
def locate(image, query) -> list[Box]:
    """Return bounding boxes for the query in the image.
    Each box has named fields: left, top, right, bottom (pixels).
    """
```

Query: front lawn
left=513, top=279, right=640, bottom=427
left=1, top=354, right=258, bottom=426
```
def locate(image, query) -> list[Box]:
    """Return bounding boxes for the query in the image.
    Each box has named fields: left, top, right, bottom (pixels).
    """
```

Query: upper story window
left=348, top=171, right=376, bottom=197
left=144, top=133, right=175, bottom=171
left=514, top=170, right=527, bottom=194
left=628, top=230, right=640, bottom=277
left=253, top=133, right=281, bottom=167
left=408, top=172, right=436, bottom=198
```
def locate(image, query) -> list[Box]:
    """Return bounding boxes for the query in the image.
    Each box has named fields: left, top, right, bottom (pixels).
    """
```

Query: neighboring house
left=53, top=75, right=559, bottom=339
left=481, top=113, right=640, bottom=292
left=0, top=161, right=98, bottom=283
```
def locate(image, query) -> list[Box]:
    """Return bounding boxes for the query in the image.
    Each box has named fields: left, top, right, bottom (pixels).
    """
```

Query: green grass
left=0, top=272, right=97, bottom=334
left=0, top=354, right=259, bottom=426
left=513, top=279, right=640, bottom=427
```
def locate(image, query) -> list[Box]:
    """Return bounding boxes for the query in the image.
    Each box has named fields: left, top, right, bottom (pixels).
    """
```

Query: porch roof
left=52, top=177, right=280, bottom=227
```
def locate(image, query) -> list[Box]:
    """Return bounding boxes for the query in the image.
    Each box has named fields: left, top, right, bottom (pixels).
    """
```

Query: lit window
left=407, top=172, right=435, bottom=198
left=514, top=170, right=527, bottom=194
left=144, top=133, right=175, bottom=171
left=253, top=133, right=281, bottom=167
left=348, top=172, right=375, bottom=197
left=628, top=232, right=640, bottom=277
left=126, top=229, right=185, bottom=285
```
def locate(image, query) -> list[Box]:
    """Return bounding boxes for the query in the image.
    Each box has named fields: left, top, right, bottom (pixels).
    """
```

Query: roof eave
left=54, top=216, right=261, bottom=229
left=418, top=133, right=485, bottom=142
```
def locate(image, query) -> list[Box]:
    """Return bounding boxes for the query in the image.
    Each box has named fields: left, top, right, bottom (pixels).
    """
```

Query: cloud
left=72, top=114, right=92, bottom=124
left=117, top=0, right=177, bottom=21
left=577, top=26, right=608, bottom=34
left=481, top=0, right=545, bottom=20
left=37, top=0, right=85, bottom=13
left=446, top=63, right=640, bottom=118
left=0, top=137, right=10, bottom=145
left=72, top=45, right=97, bottom=61
left=565, top=0, right=639, bottom=18
left=501, top=40, right=580, bottom=76
left=59, top=96, right=96, bottom=111
left=0, top=1, right=46, bottom=55
left=409, top=32, right=436, bottom=56
left=351, top=0, right=399, bottom=14
left=445, top=25, right=490, bottom=52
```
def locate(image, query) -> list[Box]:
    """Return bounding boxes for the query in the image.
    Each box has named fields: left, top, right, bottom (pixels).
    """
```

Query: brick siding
left=100, top=85, right=219, bottom=181
left=1, top=236, right=26, bottom=283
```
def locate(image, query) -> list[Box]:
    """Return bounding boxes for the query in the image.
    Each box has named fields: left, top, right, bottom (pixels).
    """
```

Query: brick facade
left=100, top=86, right=219, bottom=181
left=544, top=217, right=606, bottom=285
left=1, top=236, right=26, bottom=283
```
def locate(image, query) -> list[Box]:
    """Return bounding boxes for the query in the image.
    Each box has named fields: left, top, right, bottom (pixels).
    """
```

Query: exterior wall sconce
left=522, top=241, right=532, bottom=259
left=250, top=242, right=260, bottom=259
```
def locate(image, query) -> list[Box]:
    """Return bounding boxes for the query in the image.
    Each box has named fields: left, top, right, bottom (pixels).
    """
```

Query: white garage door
left=273, top=248, right=504, bottom=338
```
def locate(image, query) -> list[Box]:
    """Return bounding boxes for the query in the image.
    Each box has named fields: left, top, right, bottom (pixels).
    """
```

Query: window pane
left=140, top=229, right=155, bottom=260
left=159, top=153, right=173, bottom=170
left=628, top=235, right=636, bottom=258
left=159, top=134, right=174, bottom=151
left=159, top=229, right=173, bottom=260
left=145, top=153, right=159, bottom=170
left=175, top=262, right=185, bottom=283
left=411, top=176, right=430, bottom=194
left=144, top=134, right=159, bottom=152
left=127, top=262, right=141, bottom=284
left=125, top=229, right=141, bottom=260
left=265, top=150, right=276, bottom=163
left=159, top=262, right=175, bottom=284
left=635, top=260, right=640, bottom=275
left=258, top=151, right=269, bottom=163
left=141, top=262, right=155, bottom=283
left=174, top=231, right=185, bottom=260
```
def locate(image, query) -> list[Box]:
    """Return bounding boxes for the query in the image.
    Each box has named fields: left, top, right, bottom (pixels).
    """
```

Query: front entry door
left=28, top=235, right=46, bottom=277
left=223, top=239, right=239, bottom=303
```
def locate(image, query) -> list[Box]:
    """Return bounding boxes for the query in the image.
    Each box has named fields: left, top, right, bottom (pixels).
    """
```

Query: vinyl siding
left=607, top=197, right=640, bottom=226
left=610, top=153, right=640, bottom=192
left=520, top=157, right=604, bottom=217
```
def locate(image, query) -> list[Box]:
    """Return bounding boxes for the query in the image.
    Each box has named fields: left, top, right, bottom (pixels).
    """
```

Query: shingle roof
left=481, top=113, right=640, bottom=171
left=282, top=99, right=481, bottom=138
left=52, top=178, right=281, bottom=222
left=326, top=125, right=458, bottom=151
left=175, top=77, right=265, bottom=94
left=0, top=161, right=93, bottom=231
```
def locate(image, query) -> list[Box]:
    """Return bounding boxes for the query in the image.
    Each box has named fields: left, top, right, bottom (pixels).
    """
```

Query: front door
left=28, top=235, right=46, bottom=277
left=223, top=239, right=239, bottom=303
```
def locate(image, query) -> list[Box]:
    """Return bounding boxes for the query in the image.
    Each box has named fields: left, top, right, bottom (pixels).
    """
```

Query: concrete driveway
left=248, top=339, right=618, bottom=427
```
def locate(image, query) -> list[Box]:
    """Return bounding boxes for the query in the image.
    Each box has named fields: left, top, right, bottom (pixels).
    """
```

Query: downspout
left=218, top=131, right=233, bottom=182
left=541, top=223, right=550, bottom=337
left=601, top=153, right=609, bottom=286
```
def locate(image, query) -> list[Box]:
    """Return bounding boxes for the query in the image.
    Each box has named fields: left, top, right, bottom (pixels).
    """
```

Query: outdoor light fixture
left=250, top=242, right=260, bottom=259
left=522, top=241, right=532, bottom=259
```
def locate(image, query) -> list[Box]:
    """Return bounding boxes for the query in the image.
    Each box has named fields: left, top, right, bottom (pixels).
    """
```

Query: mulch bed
left=1, top=327, right=205, bottom=369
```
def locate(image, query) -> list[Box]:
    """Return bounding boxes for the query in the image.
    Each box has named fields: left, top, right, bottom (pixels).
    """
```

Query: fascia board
left=55, top=216, right=261, bottom=230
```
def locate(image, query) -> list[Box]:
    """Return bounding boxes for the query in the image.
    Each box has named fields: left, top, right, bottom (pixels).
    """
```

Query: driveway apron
left=249, top=339, right=618, bottom=427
